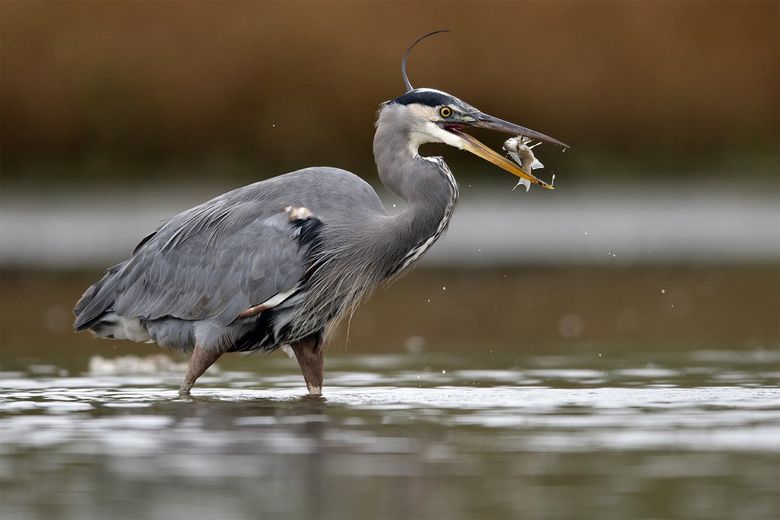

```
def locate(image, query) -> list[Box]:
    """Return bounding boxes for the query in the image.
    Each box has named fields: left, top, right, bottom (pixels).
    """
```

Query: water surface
left=1, top=350, right=778, bottom=520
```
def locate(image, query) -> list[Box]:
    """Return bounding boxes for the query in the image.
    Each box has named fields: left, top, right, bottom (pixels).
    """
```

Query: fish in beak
left=445, top=111, right=568, bottom=190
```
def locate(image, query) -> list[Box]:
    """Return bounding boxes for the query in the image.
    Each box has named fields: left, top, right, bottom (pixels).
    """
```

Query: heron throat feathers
left=374, top=103, right=463, bottom=201
left=408, top=121, right=466, bottom=156
left=372, top=103, right=459, bottom=280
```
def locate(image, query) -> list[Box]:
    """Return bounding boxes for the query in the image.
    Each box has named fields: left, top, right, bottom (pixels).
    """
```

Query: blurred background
left=1, top=0, right=777, bottom=365
left=1, top=2, right=778, bottom=519
left=2, top=1, right=778, bottom=185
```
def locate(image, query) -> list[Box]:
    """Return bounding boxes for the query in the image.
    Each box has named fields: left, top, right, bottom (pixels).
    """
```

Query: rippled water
left=1, top=350, right=778, bottom=520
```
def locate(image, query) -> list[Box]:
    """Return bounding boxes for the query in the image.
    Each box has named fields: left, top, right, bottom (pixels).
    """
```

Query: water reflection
left=1, top=351, right=778, bottom=520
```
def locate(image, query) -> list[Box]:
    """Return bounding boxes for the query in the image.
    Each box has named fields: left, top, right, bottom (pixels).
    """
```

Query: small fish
left=503, top=136, right=549, bottom=192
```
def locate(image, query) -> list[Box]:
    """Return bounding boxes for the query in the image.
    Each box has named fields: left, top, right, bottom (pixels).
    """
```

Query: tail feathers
left=73, top=262, right=126, bottom=331
left=87, top=312, right=151, bottom=343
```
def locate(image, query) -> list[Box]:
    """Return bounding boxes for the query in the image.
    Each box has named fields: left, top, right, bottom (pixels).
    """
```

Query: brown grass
left=2, top=1, right=778, bottom=180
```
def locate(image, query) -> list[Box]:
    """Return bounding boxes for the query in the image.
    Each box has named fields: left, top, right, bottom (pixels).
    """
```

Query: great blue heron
left=73, top=31, right=567, bottom=396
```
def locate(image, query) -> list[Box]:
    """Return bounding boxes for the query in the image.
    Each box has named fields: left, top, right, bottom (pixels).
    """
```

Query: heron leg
left=179, top=345, right=222, bottom=397
left=291, top=333, right=325, bottom=395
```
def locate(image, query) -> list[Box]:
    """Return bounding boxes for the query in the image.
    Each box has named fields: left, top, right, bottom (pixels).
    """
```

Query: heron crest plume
left=402, top=29, right=450, bottom=92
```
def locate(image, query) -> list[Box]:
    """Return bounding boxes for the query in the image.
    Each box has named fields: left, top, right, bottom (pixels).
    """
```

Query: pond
left=1, top=267, right=778, bottom=519
left=1, top=350, right=779, bottom=519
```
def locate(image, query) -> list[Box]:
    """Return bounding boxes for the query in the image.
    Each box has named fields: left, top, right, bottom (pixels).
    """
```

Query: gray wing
left=74, top=167, right=384, bottom=331
left=111, top=204, right=317, bottom=327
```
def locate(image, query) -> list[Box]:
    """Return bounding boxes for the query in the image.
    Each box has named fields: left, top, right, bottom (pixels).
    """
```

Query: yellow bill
left=452, top=129, right=554, bottom=190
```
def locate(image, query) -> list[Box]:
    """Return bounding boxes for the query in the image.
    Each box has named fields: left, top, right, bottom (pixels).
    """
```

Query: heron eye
left=439, top=106, right=452, bottom=118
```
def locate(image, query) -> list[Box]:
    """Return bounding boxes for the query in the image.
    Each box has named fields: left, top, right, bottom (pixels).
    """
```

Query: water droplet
left=442, top=286, right=446, bottom=291
left=661, top=289, right=666, bottom=294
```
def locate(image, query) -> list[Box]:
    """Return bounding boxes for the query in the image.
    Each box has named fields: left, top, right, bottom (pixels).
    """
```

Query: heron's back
left=73, top=167, right=390, bottom=352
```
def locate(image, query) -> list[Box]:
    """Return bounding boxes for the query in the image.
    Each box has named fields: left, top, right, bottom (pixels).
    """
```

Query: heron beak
left=448, top=112, right=568, bottom=190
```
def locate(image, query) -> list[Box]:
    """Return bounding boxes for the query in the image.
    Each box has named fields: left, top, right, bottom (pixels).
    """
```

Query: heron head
left=388, top=88, right=568, bottom=190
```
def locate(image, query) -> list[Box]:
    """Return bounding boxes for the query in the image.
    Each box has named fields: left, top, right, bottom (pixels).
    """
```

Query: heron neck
left=373, top=124, right=459, bottom=273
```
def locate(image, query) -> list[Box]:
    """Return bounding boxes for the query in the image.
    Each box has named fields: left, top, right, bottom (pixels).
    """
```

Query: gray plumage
left=75, top=167, right=390, bottom=348
left=74, top=98, right=460, bottom=351
left=74, top=83, right=566, bottom=395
